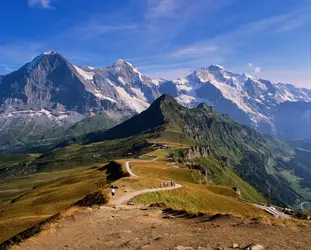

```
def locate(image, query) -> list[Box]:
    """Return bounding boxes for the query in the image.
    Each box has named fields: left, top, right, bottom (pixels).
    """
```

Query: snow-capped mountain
left=0, top=51, right=310, bottom=152
left=0, top=52, right=160, bottom=152
left=159, top=64, right=311, bottom=134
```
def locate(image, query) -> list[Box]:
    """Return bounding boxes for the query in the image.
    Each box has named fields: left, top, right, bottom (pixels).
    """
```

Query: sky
left=0, top=0, right=311, bottom=88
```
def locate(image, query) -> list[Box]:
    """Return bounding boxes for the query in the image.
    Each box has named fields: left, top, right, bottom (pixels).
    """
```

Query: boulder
left=243, top=244, right=264, bottom=250
left=232, top=243, right=239, bottom=249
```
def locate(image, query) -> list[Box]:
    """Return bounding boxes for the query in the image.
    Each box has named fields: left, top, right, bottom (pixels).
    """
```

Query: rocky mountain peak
left=43, top=51, right=58, bottom=55
left=149, top=94, right=177, bottom=108
left=25, top=51, right=68, bottom=72
left=112, top=59, right=137, bottom=72
left=207, top=64, right=225, bottom=71
left=197, top=102, right=215, bottom=112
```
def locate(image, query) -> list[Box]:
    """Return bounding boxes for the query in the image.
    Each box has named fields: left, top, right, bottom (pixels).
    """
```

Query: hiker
left=111, top=188, right=116, bottom=197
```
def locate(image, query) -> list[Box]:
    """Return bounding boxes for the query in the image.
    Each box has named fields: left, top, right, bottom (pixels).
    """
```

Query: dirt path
left=125, top=161, right=138, bottom=177
left=113, top=161, right=182, bottom=206
left=111, top=184, right=182, bottom=206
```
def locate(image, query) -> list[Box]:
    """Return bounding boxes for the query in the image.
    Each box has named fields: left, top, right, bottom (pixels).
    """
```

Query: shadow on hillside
left=161, top=207, right=238, bottom=224
left=98, top=161, right=129, bottom=180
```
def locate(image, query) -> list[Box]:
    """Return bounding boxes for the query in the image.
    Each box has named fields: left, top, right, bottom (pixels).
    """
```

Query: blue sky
left=0, top=0, right=311, bottom=87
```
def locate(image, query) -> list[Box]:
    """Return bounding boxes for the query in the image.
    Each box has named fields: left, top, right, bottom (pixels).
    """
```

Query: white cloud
left=145, top=0, right=181, bottom=20
left=74, top=24, right=137, bottom=38
left=248, top=63, right=253, bottom=68
left=276, top=13, right=311, bottom=32
left=173, top=45, right=219, bottom=58
left=254, top=67, right=261, bottom=73
left=28, top=0, right=52, bottom=8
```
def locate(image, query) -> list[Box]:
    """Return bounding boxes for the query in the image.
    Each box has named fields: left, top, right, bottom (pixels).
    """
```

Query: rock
left=243, top=244, right=264, bottom=250
left=163, top=214, right=175, bottom=219
left=198, top=247, right=212, bottom=250
left=174, top=246, right=194, bottom=250
left=232, top=243, right=239, bottom=248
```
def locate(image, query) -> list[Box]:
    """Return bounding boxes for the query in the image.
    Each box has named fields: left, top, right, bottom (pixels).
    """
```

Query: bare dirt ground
left=14, top=205, right=311, bottom=250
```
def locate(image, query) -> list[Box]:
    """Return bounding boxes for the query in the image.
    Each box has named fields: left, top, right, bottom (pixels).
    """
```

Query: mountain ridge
left=59, top=93, right=311, bottom=207
left=0, top=51, right=310, bottom=152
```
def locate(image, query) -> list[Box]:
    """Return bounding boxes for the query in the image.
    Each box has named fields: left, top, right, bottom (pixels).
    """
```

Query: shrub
left=98, top=161, right=128, bottom=180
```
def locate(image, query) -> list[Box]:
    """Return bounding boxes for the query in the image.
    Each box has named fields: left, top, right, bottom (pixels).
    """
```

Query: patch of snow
left=152, top=79, right=164, bottom=86
left=94, top=90, right=117, bottom=103
left=57, top=115, right=69, bottom=120
left=88, top=66, right=95, bottom=70
left=43, top=51, right=57, bottom=55
left=133, top=67, right=144, bottom=81
left=131, top=87, right=147, bottom=101
left=174, top=78, right=192, bottom=92
left=118, top=76, right=126, bottom=85
left=114, top=86, right=149, bottom=113
left=193, top=71, right=254, bottom=115
left=40, top=109, right=53, bottom=118
left=74, top=65, right=94, bottom=81
left=214, top=64, right=224, bottom=69
left=255, top=98, right=264, bottom=104
left=175, top=94, right=196, bottom=106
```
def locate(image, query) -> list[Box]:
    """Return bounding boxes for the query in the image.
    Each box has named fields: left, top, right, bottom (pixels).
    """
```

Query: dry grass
left=0, top=163, right=112, bottom=244
left=133, top=183, right=269, bottom=220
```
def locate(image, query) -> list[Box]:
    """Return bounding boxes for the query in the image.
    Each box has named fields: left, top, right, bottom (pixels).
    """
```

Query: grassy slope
left=0, top=135, right=151, bottom=179
left=0, top=154, right=39, bottom=170
left=0, top=163, right=111, bottom=243
left=63, top=95, right=302, bottom=205
left=131, top=160, right=267, bottom=219
left=0, top=136, right=152, bottom=244
left=66, top=113, right=119, bottom=137
left=196, top=157, right=266, bottom=203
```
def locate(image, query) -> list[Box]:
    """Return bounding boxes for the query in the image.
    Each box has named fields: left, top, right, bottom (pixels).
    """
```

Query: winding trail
left=110, top=160, right=182, bottom=206
left=125, top=161, right=137, bottom=177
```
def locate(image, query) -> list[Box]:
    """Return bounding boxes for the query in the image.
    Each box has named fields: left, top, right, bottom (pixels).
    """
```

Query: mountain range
left=0, top=51, right=310, bottom=152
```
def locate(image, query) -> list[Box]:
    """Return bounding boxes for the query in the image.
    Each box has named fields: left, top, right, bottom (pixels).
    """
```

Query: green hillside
left=67, top=94, right=309, bottom=206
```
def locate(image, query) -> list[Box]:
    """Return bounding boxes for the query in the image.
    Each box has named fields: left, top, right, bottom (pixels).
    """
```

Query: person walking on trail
left=111, top=188, right=116, bottom=197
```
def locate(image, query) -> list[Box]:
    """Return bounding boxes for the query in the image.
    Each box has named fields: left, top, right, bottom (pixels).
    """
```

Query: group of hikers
left=160, top=180, right=176, bottom=188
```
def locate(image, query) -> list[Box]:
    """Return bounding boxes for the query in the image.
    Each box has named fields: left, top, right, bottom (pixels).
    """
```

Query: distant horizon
left=1, top=49, right=310, bottom=90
